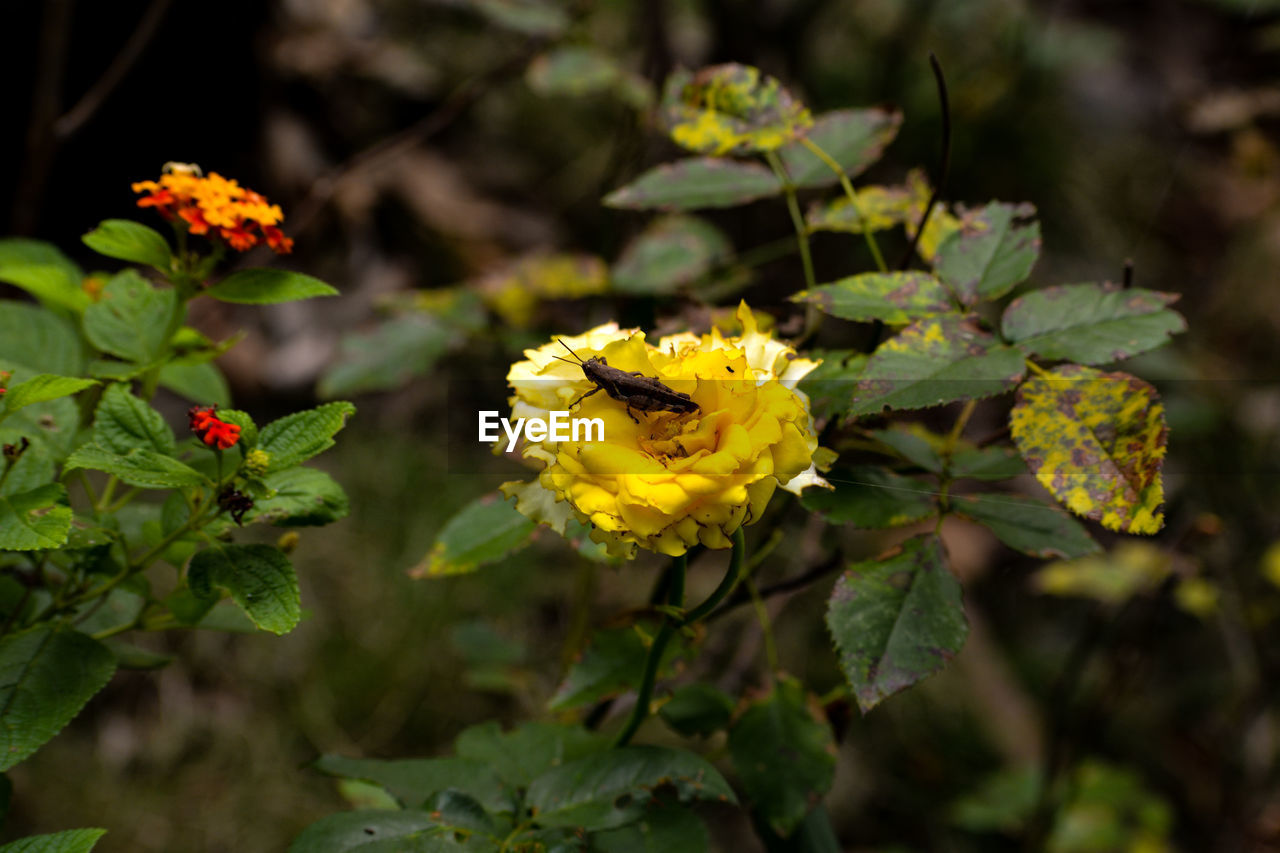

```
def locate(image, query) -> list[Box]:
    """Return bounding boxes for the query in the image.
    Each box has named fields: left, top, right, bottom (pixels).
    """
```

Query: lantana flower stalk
left=501, top=302, right=829, bottom=558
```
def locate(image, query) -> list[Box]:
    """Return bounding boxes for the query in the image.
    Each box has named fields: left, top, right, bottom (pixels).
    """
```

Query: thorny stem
left=800, top=137, right=888, bottom=273
left=612, top=553, right=687, bottom=747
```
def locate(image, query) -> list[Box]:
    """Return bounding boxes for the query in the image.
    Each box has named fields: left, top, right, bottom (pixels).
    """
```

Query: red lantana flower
left=188, top=405, right=241, bottom=450
left=132, top=163, right=294, bottom=255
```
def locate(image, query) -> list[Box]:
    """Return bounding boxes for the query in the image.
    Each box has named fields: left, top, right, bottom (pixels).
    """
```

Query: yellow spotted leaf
left=1010, top=365, right=1167, bottom=534
left=661, top=64, right=812, bottom=156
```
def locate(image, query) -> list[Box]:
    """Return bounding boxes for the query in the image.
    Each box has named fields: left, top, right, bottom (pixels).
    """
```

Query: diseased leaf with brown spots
left=933, top=202, right=1041, bottom=305
left=1010, top=365, right=1166, bottom=535
left=826, top=534, right=968, bottom=713
left=603, top=158, right=782, bottom=211
left=777, top=107, right=902, bottom=188
left=1001, top=283, right=1187, bottom=365
left=793, top=272, right=955, bottom=324
left=847, top=315, right=1025, bottom=416
left=661, top=64, right=812, bottom=156
left=805, top=183, right=918, bottom=235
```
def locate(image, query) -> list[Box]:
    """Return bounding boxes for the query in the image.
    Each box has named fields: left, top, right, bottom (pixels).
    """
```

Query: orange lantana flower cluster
left=188, top=406, right=242, bottom=450
left=132, top=165, right=293, bottom=254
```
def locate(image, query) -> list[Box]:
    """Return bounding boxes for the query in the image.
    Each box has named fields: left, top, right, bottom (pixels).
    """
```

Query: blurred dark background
left=4, top=0, right=1280, bottom=850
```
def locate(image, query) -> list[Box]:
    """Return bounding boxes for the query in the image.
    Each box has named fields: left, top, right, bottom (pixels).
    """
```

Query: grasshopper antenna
left=558, top=338, right=586, bottom=363
left=551, top=355, right=579, bottom=366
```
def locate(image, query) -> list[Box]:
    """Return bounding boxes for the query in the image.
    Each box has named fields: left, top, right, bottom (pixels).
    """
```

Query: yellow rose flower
left=501, top=303, right=828, bottom=558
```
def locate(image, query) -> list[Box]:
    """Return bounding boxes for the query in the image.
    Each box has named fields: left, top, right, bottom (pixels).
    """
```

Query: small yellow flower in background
left=501, top=302, right=828, bottom=558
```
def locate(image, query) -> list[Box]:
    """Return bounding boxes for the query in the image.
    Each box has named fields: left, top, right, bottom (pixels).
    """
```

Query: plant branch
left=764, top=152, right=816, bottom=294
left=612, top=553, right=687, bottom=747
left=800, top=137, right=888, bottom=272
left=900, top=53, right=952, bottom=270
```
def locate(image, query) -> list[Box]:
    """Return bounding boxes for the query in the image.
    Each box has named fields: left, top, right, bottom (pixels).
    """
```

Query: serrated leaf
left=728, top=677, right=836, bottom=837
left=848, top=315, right=1025, bottom=416
left=952, top=494, right=1100, bottom=559
left=287, top=809, right=456, bottom=853
left=0, top=238, right=88, bottom=313
left=604, top=159, right=782, bottom=211
left=662, top=64, right=811, bottom=156
left=455, top=721, right=608, bottom=789
left=0, top=828, right=108, bottom=853
left=413, top=493, right=535, bottom=578
left=589, top=802, right=711, bottom=853
left=658, top=683, right=735, bottom=737
left=0, top=301, right=85, bottom=378
left=319, top=315, right=456, bottom=398
left=948, top=445, right=1026, bottom=480
left=866, top=426, right=945, bottom=473
left=0, top=484, right=72, bottom=550
left=802, top=465, right=936, bottom=528
left=776, top=107, right=902, bottom=189
left=187, top=544, right=300, bottom=635
left=92, top=383, right=175, bottom=455
left=1001, top=283, right=1186, bottom=365
left=204, top=268, right=338, bottom=304
left=796, top=349, right=868, bottom=421
left=794, top=272, right=954, bottom=324
left=63, top=444, right=206, bottom=489
left=549, top=624, right=689, bottom=711
left=82, top=270, right=175, bottom=363
left=158, top=361, right=231, bottom=407
left=804, top=183, right=918, bottom=235
left=934, top=202, right=1040, bottom=305
left=611, top=216, right=732, bottom=295
left=1010, top=365, right=1166, bottom=534
left=826, top=534, right=968, bottom=712
left=313, top=755, right=512, bottom=814
left=1, top=376, right=96, bottom=415
left=0, top=627, right=116, bottom=771
left=247, top=467, right=349, bottom=527
left=258, top=401, right=355, bottom=470
left=81, top=220, right=171, bottom=271
left=526, top=746, right=736, bottom=831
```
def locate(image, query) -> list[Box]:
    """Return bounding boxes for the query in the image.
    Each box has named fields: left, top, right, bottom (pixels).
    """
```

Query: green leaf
left=313, top=755, right=512, bottom=814
left=92, top=383, right=175, bottom=455
left=413, top=493, right=535, bottom=578
left=248, top=467, right=349, bottom=527
left=2, top=398, right=81, bottom=462
left=793, top=272, right=954, bottom=324
left=0, top=627, right=116, bottom=771
left=589, top=802, right=710, bottom=853
left=604, top=158, right=781, bottom=211
left=526, top=745, right=736, bottom=831
left=949, top=766, right=1040, bottom=833
left=420, top=789, right=499, bottom=837
left=455, top=721, right=608, bottom=790
left=549, top=625, right=689, bottom=711
left=610, top=216, right=732, bottom=295
left=158, top=361, right=231, bottom=407
left=81, top=220, right=172, bottom=271
left=0, top=430, right=54, bottom=497
left=0, top=301, right=84, bottom=378
left=82, top=270, right=175, bottom=363
left=866, top=426, right=945, bottom=473
left=469, top=0, right=568, bottom=36
left=0, top=484, right=72, bottom=550
left=105, top=641, right=173, bottom=671
left=952, top=494, right=1101, bottom=559
left=1032, top=542, right=1171, bottom=605
left=1001, top=283, right=1186, bottom=365
left=319, top=315, right=456, bottom=399
left=0, top=238, right=88, bottom=313
left=848, top=315, right=1025, bottom=416
left=658, top=683, right=735, bottom=737
left=661, top=64, right=812, bottom=156
left=933, top=202, right=1040, bottom=305
left=826, top=534, right=969, bottom=713
left=204, top=268, right=338, bottom=304
left=0, top=828, right=108, bottom=853
left=797, top=350, right=868, bottom=421
left=187, top=544, right=300, bottom=635
left=258, top=402, right=355, bottom=471
left=1, top=376, right=96, bottom=415
left=948, top=445, right=1025, bottom=480
left=804, top=183, right=920, bottom=235
left=1010, top=365, right=1166, bottom=534
left=802, top=465, right=935, bottom=528
left=728, top=677, right=836, bottom=837
left=287, top=810, right=458, bottom=853
left=64, top=444, right=206, bottom=489
left=526, top=47, right=621, bottom=96
left=777, top=107, right=903, bottom=188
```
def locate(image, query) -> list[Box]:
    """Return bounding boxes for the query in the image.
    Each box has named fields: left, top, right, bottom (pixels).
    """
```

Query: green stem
left=681, top=528, right=746, bottom=626
left=800, top=137, right=888, bottom=273
left=612, top=553, right=687, bottom=747
left=943, top=399, right=977, bottom=459
left=76, top=471, right=99, bottom=509
left=96, top=476, right=119, bottom=513
left=746, top=576, right=779, bottom=674
left=764, top=151, right=817, bottom=294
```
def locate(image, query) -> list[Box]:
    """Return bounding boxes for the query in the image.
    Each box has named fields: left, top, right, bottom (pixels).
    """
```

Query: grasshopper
left=553, top=340, right=700, bottom=424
